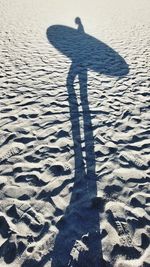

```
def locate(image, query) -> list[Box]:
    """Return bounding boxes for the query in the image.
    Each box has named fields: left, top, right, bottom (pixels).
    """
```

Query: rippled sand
left=0, top=0, right=150, bottom=266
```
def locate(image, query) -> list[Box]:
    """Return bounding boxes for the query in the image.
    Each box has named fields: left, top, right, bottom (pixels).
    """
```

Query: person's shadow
left=46, top=18, right=129, bottom=267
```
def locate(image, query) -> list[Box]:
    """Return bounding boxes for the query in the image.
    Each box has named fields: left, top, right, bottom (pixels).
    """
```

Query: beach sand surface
left=0, top=0, right=150, bottom=266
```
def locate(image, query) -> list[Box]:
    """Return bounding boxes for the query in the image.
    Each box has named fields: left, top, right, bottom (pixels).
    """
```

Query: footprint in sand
left=0, top=143, right=25, bottom=163
left=120, top=151, right=148, bottom=170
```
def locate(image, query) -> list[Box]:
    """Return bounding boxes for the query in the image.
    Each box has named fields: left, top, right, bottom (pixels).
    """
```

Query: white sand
left=0, top=0, right=150, bottom=266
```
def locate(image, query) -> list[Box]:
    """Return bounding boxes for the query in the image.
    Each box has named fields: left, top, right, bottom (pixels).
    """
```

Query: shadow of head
left=75, top=17, right=81, bottom=25
left=74, top=17, right=85, bottom=33
left=47, top=18, right=129, bottom=77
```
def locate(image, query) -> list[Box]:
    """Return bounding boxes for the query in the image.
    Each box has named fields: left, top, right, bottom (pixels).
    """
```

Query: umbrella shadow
left=46, top=18, right=129, bottom=267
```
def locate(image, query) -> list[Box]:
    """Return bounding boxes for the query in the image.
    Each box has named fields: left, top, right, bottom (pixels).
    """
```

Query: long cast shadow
left=46, top=18, right=129, bottom=267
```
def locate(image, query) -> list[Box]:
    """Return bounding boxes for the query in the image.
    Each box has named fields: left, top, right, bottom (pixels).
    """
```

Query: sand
left=0, top=0, right=150, bottom=266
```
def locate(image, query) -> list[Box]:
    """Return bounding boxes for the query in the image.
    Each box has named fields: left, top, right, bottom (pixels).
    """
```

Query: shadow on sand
left=46, top=18, right=128, bottom=267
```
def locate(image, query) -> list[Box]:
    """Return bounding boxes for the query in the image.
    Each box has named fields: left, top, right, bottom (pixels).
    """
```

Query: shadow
left=47, top=18, right=129, bottom=77
left=46, top=18, right=129, bottom=267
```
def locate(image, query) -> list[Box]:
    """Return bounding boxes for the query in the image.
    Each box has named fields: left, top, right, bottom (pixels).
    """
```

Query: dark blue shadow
left=44, top=18, right=129, bottom=267
left=47, top=18, right=129, bottom=77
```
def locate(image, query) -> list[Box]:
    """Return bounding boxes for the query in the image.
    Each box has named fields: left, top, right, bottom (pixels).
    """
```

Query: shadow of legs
left=51, top=63, right=103, bottom=267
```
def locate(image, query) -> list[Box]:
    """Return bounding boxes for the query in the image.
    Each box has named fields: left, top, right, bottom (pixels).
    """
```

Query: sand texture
left=0, top=0, right=150, bottom=266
